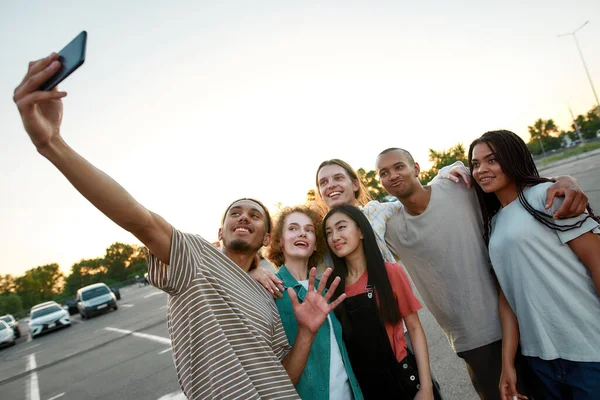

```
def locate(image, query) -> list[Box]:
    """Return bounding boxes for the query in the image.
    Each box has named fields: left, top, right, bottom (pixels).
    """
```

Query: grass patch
left=539, top=142, right=600, bottom=166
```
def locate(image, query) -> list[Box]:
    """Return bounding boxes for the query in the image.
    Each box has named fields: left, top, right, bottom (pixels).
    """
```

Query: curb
left=537, top=148, right=600, bottom=173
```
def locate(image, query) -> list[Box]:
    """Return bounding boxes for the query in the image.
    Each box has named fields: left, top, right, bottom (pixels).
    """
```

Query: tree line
left=0, top=243, right=148, bottom=316
left=307, top=105, right=600, bottom=201
left=526, top=106, right=600, bottom=155
left=4, top=107, right=596, bottom=316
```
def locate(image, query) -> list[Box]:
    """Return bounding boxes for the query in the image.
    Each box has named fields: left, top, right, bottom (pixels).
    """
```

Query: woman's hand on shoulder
left=249, top=267, right=284, bottom=298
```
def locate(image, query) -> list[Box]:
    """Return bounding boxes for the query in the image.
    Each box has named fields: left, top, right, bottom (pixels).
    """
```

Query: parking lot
left=2, top=151, right=598, bottom=400
left=538, top=149, right=600, bottom=212
left=0, top=285, right=183, bottom=400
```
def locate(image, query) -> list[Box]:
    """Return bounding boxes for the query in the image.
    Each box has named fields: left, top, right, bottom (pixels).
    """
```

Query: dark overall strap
left=338, top=286, right=411, bottom=399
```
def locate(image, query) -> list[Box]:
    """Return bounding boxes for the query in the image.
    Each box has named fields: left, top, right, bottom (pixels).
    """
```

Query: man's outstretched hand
left=13, top=53, right=67, bottom=151
left=289, top=267, right=346, bottom=335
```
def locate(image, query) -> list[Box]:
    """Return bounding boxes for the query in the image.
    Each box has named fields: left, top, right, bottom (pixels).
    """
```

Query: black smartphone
left=40, top=31, right=87, bottom=91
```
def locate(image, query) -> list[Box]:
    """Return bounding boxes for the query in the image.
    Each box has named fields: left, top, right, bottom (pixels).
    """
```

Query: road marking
left=160, top=305, right=168, bottom=309
left=26, top=353, right=40, bottom=400
left=47, top=393, right=65, bottom=400
left=120, top=304, right=134, bottom=308
left=157, top=391, right=186, bottom=400
left=159, top=347, right=172, bottom=354
left=104, top=327, right=171, bottom=345
left=144, top=292, right=163, bottom=298
left=20, top=344, right=40, bottom=352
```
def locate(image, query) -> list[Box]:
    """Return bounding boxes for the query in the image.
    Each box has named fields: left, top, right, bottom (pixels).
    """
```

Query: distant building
left=562, top=135, right=575, bottom=148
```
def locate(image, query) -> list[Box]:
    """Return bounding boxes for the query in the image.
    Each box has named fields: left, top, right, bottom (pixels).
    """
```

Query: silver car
left=76, top=283, right=118, bottom=319
left=0, top=320, right=16, bottom=348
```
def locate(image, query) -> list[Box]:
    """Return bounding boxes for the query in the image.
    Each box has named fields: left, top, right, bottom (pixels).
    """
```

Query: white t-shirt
left=385, top=179, right=502, bottom=352
left=489, top=182, right=600, bottom=361
left=299, top=280, right=353, bottom=400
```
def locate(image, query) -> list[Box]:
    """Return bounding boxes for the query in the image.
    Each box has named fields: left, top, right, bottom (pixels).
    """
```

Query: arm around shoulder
left=567, top=230, right=600, bottom=296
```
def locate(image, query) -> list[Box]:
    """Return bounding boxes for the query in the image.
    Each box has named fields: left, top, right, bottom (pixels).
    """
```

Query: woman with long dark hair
left=264, top=205, right=363, bottom=400
left=323, top=205, right=439, bottom=400
left=468, top=130, right=600, bottom=399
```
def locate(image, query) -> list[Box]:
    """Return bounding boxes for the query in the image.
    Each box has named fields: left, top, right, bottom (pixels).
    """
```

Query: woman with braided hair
left=469, top=130, right=600, bottom=400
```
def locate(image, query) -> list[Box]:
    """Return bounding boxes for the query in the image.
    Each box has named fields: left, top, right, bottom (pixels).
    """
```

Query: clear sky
left=1, top=0, right=599, bottom=277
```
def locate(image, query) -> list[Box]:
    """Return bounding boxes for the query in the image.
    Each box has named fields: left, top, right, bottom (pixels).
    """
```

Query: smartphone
left=40, top=31, right=87, bottom=91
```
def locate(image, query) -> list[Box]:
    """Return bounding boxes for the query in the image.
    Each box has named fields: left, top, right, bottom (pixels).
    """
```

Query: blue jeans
left=526, top=357, right=600, bottom=400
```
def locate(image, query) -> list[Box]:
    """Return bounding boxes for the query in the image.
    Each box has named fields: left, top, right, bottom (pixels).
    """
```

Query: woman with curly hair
left=264, top=205, right=363, bottom=400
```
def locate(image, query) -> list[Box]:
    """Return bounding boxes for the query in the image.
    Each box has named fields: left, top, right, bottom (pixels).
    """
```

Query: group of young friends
left=13, top=53, right=600, bottom=400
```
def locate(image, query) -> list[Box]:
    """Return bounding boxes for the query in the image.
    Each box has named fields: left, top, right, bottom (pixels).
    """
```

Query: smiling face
left=280, top=212, right=317, bottom=263
left=324, top=211, right=363, bottom=259
left=317, top=164, right=360, bottom=209
left=471, top=142, right=512, bottom=194
left=218, top=200, right=270, bottom=253
left=376, top=149, right=420, bottom=199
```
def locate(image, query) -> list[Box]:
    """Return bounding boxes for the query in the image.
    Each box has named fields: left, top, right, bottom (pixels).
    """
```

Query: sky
left=1, top=0, right=599, bottom=277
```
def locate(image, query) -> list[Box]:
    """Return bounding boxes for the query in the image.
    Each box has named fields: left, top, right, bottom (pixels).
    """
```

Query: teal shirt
left=276, top=265, right=363, bottom=400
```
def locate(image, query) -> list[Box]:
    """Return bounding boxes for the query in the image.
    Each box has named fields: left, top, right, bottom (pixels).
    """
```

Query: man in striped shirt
left=14, top=53, right=344, bottom=400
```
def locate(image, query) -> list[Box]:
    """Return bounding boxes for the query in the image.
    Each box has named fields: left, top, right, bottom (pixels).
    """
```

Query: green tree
left=572, top=107, right=600, bottom=140
left=527, top=118, right=562, bottom=154
left=0, top=293, right=23, bottom=315
left=419, top=143, right=468, bottom=185
left=0, top=274, right=16, bottom=294
left=357, top=168, right=388, bottom=202
left=128, top=246, right=149, bottom=279
left=104, top=242, right=134, bottom=282
left=64, top=257, right=107, bottom=295
left=14, top=263, right=64, bottom=310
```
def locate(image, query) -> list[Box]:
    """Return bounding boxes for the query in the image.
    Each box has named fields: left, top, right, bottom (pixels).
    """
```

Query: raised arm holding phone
left=14, top=52, right=347, bottom=400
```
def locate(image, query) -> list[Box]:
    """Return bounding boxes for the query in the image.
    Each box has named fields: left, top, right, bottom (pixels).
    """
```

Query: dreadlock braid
left=468, top=130, right=599, bottom=245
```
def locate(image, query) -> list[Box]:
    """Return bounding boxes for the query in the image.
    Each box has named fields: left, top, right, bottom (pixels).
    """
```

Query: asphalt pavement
left=0, top=284, right=182, bottom=400
left=1, top=151, right=597, bottom=400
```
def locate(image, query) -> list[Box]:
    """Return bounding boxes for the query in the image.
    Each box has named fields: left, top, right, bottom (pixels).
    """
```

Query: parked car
left=1, top=314, right=21, bottom=339
left=77, top=283, right=118, bottom=320
left=63, top=298, right=79, bottom=315
left=110, top=286, right=121, bottom=301
left=29, top=303, right=71, bottom=338
left=30, top=301, right=61, bottom=313
left=0, top=320, right=16, bottom=348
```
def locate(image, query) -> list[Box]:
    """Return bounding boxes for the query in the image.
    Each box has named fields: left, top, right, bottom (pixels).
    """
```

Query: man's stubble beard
left=224, top=238, right=261, bottom=253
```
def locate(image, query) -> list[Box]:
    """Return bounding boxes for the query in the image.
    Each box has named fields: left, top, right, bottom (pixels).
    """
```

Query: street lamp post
left=538, top=137, right=547, bottom=161
left=567, top=103, right=585, bottom=145
left=558, top=21, right=600, bottom=114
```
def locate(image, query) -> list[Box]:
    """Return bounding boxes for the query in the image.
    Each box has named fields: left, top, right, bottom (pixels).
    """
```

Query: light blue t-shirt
left=489, top=182, right=600, bottom=362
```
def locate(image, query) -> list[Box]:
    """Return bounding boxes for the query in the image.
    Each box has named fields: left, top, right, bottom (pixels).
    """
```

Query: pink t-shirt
left=345, top=262, right=422, bottom=362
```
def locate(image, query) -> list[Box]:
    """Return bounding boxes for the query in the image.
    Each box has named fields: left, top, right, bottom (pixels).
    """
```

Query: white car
left=30, top=300, right=61, bottom=313
left=76, top=283, right=118, bottom=319
left=0, top=320, right=16, bottom=347
left=1, top=314, right=21, bottom=339
left=29, top=303, right=71, bottom=338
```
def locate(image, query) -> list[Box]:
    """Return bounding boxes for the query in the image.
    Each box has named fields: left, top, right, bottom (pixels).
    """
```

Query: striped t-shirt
left=148, top=228, right=300, bottom=400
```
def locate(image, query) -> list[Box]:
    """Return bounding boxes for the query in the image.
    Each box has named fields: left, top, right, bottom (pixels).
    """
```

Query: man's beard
left=224, top=238, right=260, bottom=253
left=392, top=185, right=414, bottom=200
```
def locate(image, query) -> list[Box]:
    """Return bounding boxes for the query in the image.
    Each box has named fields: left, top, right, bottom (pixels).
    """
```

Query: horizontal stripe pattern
left=148, top=228, right=298, bottom=400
